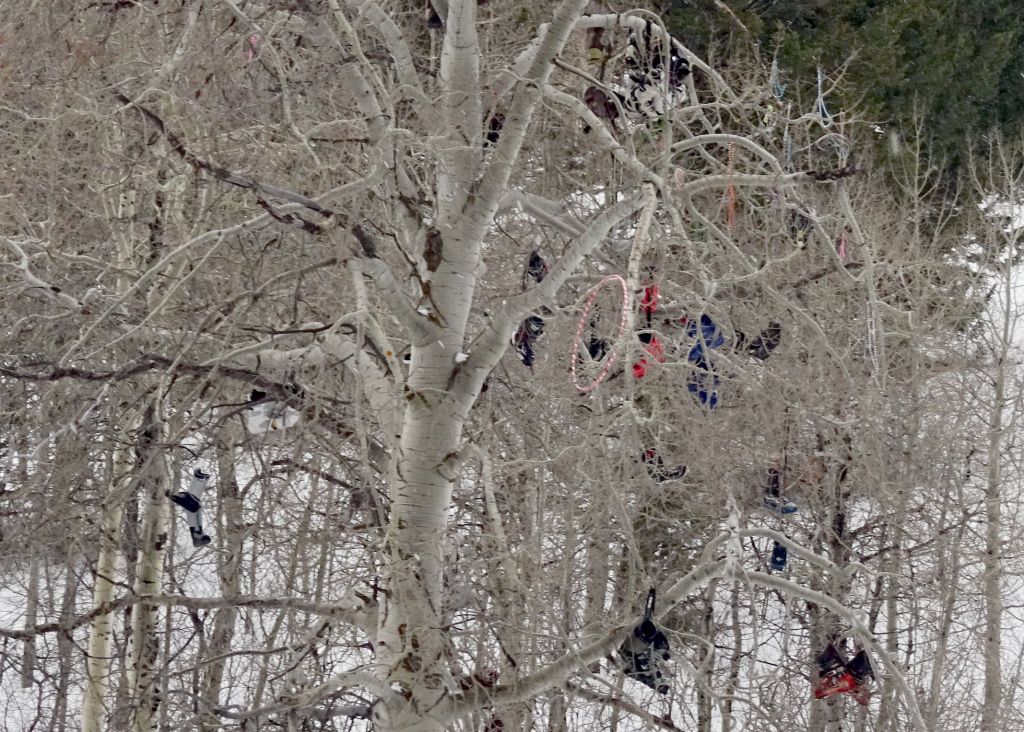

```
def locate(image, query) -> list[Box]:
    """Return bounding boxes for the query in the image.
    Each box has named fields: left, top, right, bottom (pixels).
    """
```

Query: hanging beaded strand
left=727, top=141, right=737, bottom=234
left=865, top=300, right=881, bottom=375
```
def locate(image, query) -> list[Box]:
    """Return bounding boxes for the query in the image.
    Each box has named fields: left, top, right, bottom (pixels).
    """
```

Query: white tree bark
left=20, top=557, right=39, bottom=688
left=127, top=409, right=171, bottom=732
left=81, top=443, right=131, bottom=732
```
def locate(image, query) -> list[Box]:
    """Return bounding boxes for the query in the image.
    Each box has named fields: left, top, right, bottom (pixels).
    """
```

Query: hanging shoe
left=523, top=315, right=545, bottom=338
left=526, top=251, right=548, bottom=283
left=840, top=650, right=873, bottom=704
left=638, top=331, right=665, bottom=362
left=746, top=322, right=782, bottom=360
left=190, top=528, right=212, bottom=548
left=169, top=491, right=200, bottom=513
left=425, top=4, right=442, bottom=29
left=769, top=542, right=788, bottom=572
left=640, top=284, right=659, bottom=315
left=686, top=370, right=719, bottom=409
left=485, top=114, right=504, bottom=147
left=641, top=449, right=686, bottom=482
left=514, top=338, right=534, bottom=367
left=587, top=337, right=609, bottom=361
left=512, top=322, right=537, bottom=367
left=620, top=617, right=671, bottom=694
left=763, top=494, right=798, bottom=514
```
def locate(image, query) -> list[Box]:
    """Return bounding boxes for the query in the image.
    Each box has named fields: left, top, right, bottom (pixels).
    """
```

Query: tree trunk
left=696, top=584, right=715, bottom=732
left=21, top=556, right=39, bottom=688
left=127, top=408, right=170, bottom=732
left=722, top=580, right=742, bottom=732
left=200, top=438, right=246, bottom=731
left=981, top=368, right=1005, bottom=732
left=246, top=461, right=318, bottom=727
left=81, top=442, right=131, bottom=732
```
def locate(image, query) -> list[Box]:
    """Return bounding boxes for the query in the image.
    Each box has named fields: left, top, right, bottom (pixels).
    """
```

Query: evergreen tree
left=664, top=0, right=1024, bottom=175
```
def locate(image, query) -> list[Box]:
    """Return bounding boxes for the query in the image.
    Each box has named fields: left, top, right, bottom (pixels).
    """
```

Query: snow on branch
left=499, top=191, right=584, bottom=237
left=3, top=237, right=84, bottom=310
left=211, top=670, right=393, bottom=725
left=566, top=681, right=681, bottom=730
left=442, top=558, right=728, bottom=718
left=748, top=572, right=927, bottom=732
left=678, top=169, right=855, bottom=200
left=0, top=593, right=377, bottom=640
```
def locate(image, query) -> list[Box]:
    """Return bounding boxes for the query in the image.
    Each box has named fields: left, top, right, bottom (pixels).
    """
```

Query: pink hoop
left=570, top=274, right=631, bottom=394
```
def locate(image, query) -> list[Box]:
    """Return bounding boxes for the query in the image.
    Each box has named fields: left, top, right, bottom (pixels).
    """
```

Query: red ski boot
left=813, top=670, right=858, bottom=699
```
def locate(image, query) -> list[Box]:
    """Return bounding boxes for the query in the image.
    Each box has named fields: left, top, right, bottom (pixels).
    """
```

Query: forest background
left=3, top=0, right=1024, bottom=731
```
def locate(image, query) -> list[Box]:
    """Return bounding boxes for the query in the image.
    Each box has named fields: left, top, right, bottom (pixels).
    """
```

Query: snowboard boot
left=769, top=542, right=788, bottom=572
left=169, top=491, right=200, bottom=513
left=763, top=465, right=797, bottom=513
left=190, top=528, right=212, bottom=548
left=763, top=494, right=798, bottom=514
left=746, top=322, right=782, bottom=360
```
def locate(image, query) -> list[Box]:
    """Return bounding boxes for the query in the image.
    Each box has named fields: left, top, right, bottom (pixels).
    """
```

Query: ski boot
left=845, top=650, right=874, bottom=705
left=813, top=644, right=857, bottom=699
